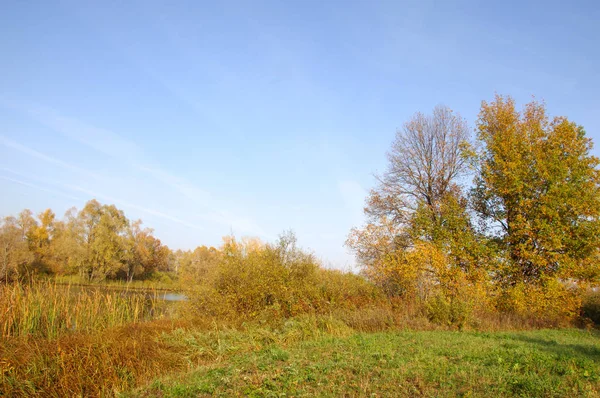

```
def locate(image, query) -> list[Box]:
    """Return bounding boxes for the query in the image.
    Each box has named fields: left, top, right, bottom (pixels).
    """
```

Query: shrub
left=497, top=279, right=581, bottom=327
left=582, top=290, right=600, bottom=325
left=425, top=293, right=472, bottom=329
left=187, top=233, right=386, bottom=321
left=315, top=268, right=386, bottom=311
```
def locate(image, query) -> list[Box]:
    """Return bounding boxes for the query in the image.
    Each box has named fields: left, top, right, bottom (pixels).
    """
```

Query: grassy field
left=127, top=327, right=600, bottom=397
left=2, top=309, right=599, bottom=396
left=2, top=279, right=599, bottom=397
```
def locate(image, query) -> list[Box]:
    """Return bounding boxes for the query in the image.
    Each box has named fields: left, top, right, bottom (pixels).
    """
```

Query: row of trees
left=0, top=200, right=172, bottom=282
left=347, top=95, right=600, bottom=321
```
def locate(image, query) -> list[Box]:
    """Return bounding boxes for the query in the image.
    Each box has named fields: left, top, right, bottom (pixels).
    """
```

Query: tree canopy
left=472, top=95, right=600, bottom=286
left=347, top=95, right=600, bottom=322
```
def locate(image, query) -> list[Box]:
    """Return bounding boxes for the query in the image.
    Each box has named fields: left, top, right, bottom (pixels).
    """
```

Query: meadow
left=132, top=328, right=600, bottom=397
left=1, top=277, right=599, bottom=397
left=2, top=233, right=600, bottom=396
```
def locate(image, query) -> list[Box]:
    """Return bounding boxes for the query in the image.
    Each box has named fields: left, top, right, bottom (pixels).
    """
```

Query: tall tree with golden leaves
left=473, top=95, right=600, bottom=286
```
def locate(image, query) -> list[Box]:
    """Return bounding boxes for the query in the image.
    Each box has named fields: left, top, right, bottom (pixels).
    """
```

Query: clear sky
left=1, top=0, right=599, bottom=269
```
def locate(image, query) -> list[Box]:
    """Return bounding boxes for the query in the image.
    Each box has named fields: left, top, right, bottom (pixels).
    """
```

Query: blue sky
left=1, top=0, right=599, bottom=269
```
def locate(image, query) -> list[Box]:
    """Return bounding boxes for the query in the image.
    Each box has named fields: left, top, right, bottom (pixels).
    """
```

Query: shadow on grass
left=509, top=332, right=600, bottom=362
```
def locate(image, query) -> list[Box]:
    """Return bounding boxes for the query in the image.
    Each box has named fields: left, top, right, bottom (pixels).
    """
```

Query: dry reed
left=0, top=280, right=161, bottom=338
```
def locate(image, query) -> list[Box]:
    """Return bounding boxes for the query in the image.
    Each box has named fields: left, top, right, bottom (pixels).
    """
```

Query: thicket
left=185, top=232, right=388, bottom=322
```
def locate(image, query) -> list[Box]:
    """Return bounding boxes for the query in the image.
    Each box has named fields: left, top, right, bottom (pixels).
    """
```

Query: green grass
left=129, top=328, right=600, bottom=397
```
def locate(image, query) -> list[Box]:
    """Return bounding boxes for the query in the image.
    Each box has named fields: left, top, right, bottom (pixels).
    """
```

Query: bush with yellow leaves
left=497, top=278, right=582, bottom=326
left=188, top=232, right=386, bottom=322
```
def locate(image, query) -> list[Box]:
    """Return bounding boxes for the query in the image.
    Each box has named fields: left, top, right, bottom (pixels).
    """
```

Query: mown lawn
left=128, top=329, right=600, bottom=397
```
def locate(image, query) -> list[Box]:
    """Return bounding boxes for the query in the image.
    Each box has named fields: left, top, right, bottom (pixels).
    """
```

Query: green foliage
left=147, top=270, right=178, bottom=285
left=410, top=190, right=497, bottom=277
left=346, top=106, right=493, bottom=314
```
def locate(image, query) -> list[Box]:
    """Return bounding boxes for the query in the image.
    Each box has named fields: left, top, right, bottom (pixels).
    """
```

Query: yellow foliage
left=188, top=233, right=387, bottom=321
left=498, top=279, right=582, bottom=325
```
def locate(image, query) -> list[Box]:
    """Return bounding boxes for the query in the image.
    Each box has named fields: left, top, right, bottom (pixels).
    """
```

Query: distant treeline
left=0, top=199, right=179, bottom=282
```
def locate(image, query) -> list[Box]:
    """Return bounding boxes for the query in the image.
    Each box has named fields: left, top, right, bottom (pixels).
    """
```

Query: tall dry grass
left=0, top=319, right=191, bottom=397
left=0, top=280, right=161, bottom=338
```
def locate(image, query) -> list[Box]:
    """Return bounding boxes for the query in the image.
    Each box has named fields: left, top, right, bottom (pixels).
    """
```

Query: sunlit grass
left=131, top=327, right=600, bottom=397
